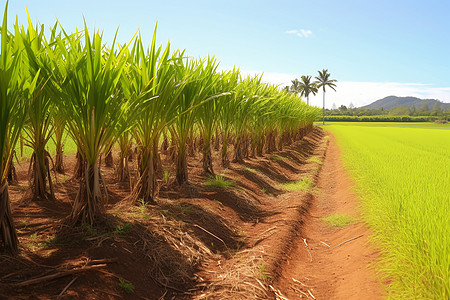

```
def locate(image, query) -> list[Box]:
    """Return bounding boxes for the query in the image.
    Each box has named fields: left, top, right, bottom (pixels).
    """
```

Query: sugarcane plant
left=52, top=107, right=66, bottom=173
left=170, top=55, right=227, bottom=184
left=231, top=75, right=264, bottom=162
left=274, top=95, right=295, bottom=151
left=58, top=24, right=130, bottom=225
left=115, top=81, right=134, bottom=183
left=217, top=68, right=240, bottom=167
left=0, top=1, right=40, bottom=252
left=195, top=57, right=227, bottom=175
left=251, top=84, right=277, bottom=156
left=122, top=29, right=184, bottom=204
left=16, top=14, right=64, bottom=200
left=46, top=34, right=68, bottom=175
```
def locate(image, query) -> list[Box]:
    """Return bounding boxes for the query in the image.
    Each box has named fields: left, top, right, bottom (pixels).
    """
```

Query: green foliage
left=329, top=123, right=450, bottom=299
left=300, top=76, right=318, bottom=99
left=282, top=177, right=313, bottom=191
left=121, top=28, right=185, bottom=202
left=315, top=69, right=337, bottom=93
left=256, top=263, right=270, bottom=280
left=325, top=96, right=450, bottom=120
left=324, top=115, right=442, bottom=122
left=119, top=279, right=135, bottom=294
left=315, top=69, right=337, bottom=125
left=205, top=175, right=235, bottom=188
left=322, top=213, right=355, bottom=227
left=308, top=156, right=323, bottom=164
left=60, top=24, right=129, bottom=167
left=388, top=106, right=411, bottom=116
left=130, top=200, right=150, bottom=219
left=320, top=122, right=450, bottom=129
left=163, top=170, right=170, bottom=184
left=29, top=232, right=38, bottom=241
left=115, top=223, right=132, bottom=236
left=0, top=1, right=42, bottom=253
left=138, top=199, right=147, bottom=213
left=15, top=12, right=67, bottom=198
left=170, top=55, right=224, bottom=183
left=270, top=155, right=287, bottom=161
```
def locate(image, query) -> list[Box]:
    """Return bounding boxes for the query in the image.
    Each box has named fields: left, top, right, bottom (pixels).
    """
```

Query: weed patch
left=119, top=279, right=135, bottom=294
left=322, top=213, right=355, bottom=227
left=205, top=175, right=235, bottom=188
left=308, top=156, right=323, bottom=164
left=270, top=155, right=287, bottom=161
left=282, top=177, right=313, bottom=191
left=115, top=223, right=132, bottom=236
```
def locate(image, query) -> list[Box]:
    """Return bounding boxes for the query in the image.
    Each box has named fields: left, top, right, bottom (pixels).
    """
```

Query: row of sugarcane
left=0, top=3, right=320, bottom=253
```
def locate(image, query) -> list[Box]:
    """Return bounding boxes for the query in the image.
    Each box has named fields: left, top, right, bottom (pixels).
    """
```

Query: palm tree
left=315, top=69, right=337, bottom=125
left=290, top=78, right=301, bottom=94
left=299, top=75, right=318, bottom=105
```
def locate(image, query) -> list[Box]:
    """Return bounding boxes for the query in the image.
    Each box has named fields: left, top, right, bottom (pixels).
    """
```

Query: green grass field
left=327, top=122, right=449, bottom=299
left=16, top=134, right=78, bottom=162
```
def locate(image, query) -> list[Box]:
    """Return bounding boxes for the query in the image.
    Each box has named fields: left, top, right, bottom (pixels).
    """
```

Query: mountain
left=361, top=96, right=450, bottom=110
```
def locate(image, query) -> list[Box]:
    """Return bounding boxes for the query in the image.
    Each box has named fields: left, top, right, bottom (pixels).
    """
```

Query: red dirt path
left=276, top=133, right=385, bottom=299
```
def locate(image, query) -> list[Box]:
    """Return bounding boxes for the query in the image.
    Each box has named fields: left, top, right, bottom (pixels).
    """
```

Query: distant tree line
left=324, top=102, right=450, bottom=120
left=323, top=115, right=445, bottom=122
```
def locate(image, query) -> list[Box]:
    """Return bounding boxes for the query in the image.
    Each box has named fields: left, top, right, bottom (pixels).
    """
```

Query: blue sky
left=6, top=0, right=450, bottom=107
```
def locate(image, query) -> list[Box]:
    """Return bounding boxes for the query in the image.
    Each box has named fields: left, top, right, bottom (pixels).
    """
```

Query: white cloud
left=239, top=70, right=450, bottom=108
left=285, top=29, right=313, bottom=38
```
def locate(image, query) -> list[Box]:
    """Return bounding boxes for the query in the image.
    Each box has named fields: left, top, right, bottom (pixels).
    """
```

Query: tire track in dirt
left=276, top=133, right=385, bottom=300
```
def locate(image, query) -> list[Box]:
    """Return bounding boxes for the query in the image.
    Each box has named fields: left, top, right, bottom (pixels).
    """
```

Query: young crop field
left=327, top=122, right=450, bottom=299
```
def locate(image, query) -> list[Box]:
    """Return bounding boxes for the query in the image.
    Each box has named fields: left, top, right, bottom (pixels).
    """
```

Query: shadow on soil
left=231, top=167, right=284, bottom=197
left=159, top=182, right=273, bottom=222
left=1, top=128, right=326, bottom=299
